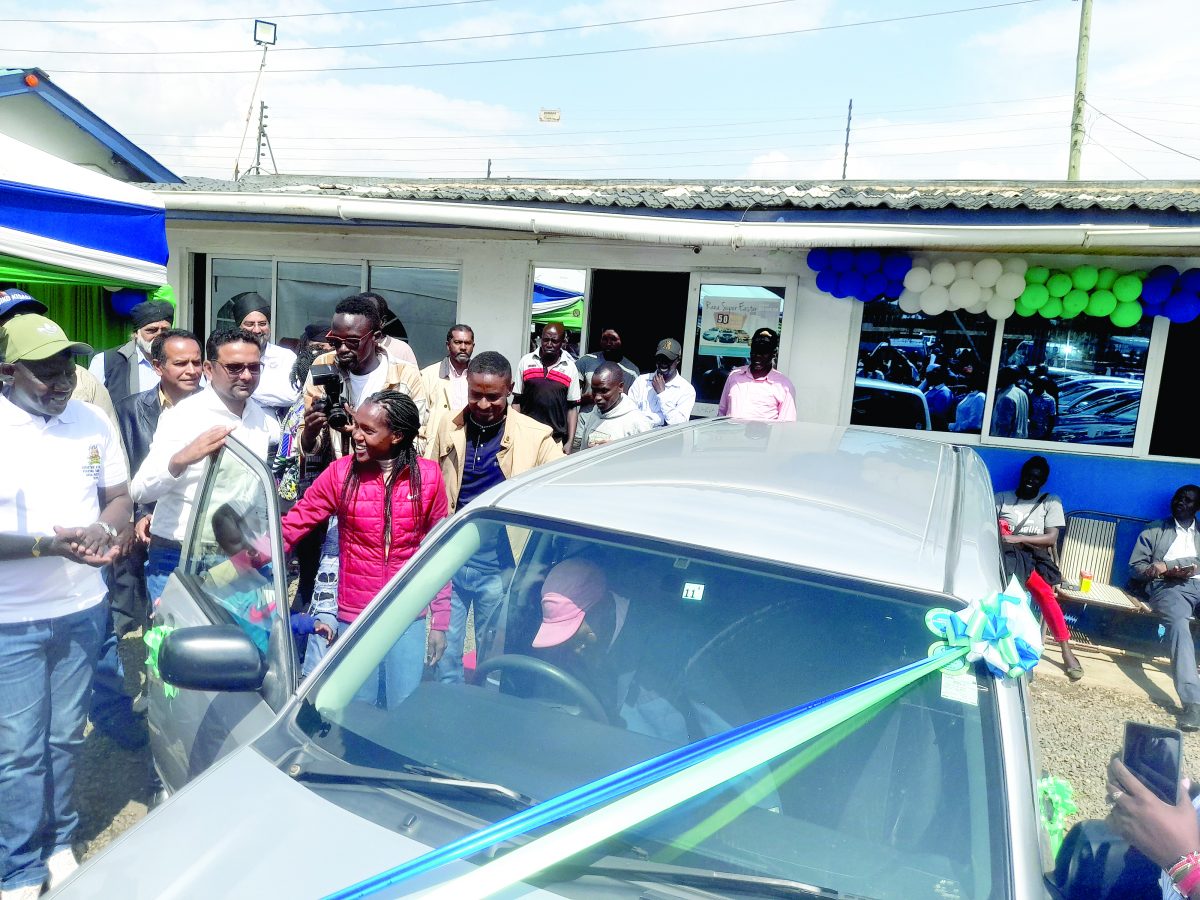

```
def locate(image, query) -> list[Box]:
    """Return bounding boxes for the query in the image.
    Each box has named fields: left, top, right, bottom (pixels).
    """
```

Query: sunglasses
left=216, top=362, right=263, bottom=377
left=325, top=334, right=366, bottom=350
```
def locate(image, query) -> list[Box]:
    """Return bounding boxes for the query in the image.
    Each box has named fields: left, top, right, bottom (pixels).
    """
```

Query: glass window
left=184, top=448, right=282, bottom=655
left=275, top=262, right=363, bottom=348
left=691, top=284, right=785, bottom=407
left=853, top=304, right=994, bottom=434
left=990, top=317, right=1151, bottom=447
left=367, top=266, right=460, bottom=366
left=300, top=510, right=1005, bottom=899
left=211, top=258, right=271, bottom=334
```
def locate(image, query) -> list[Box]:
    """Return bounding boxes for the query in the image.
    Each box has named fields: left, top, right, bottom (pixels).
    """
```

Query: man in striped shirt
left=513, top=322, right=581, bottom=452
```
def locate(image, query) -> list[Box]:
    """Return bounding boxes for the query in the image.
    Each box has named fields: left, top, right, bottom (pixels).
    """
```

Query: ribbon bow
left=926, top=575, right=1043, bottom=678
left=1038, top=775, right=1078, bottom=856
left=143, top=625, right=179, bottom=699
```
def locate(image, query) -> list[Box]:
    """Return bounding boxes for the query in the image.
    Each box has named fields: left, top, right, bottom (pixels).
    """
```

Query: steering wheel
left=473, top=654, right=609, bottom=724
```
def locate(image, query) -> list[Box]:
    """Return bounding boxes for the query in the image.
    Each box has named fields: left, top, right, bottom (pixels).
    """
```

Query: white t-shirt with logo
left=0, top=396, right=128, bottom=622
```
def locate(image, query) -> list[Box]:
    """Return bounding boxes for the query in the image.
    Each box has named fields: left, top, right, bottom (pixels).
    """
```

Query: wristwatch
left=96, top=521, right=119, bottom=541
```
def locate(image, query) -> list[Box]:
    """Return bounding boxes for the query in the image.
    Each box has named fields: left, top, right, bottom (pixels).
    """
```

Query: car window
left=300, top=511, right=1006, bottom=900
left=851, top=381, right=929, bottom=430
left=183, top=446, right=283, bottom=655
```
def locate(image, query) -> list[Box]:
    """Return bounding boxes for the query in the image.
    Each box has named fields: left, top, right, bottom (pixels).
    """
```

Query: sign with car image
left=698, top=295, right=780, bottom=359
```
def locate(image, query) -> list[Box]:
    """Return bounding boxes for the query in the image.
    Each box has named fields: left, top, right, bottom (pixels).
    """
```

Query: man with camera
left=300, top=295, right=426, bottom=462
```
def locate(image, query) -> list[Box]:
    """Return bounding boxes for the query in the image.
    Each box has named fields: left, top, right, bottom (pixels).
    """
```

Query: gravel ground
left=74, top=637, right=1192, bottom=861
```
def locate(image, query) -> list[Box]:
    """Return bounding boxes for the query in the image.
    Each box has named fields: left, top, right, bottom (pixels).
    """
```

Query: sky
left=5, top=0, right=1200, bottom=183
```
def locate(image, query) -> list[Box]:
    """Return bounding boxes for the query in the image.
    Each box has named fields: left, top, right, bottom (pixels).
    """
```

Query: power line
left=1085, top=136, right=1148, bottom=179
left=1086, top=102, right=1200, bottom=166
left=43, top=0, right=1050, bottom=75
left=0, top=0, right=499, bottom=25
left=0, top=0, right=807, bottom=55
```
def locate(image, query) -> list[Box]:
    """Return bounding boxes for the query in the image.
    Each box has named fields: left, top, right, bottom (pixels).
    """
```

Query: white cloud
left=560, top=0, right=832, bottom=44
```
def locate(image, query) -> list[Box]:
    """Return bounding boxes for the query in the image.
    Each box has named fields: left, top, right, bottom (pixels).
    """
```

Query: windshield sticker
left=681, top=582, right=705, bottom=601
left=940, top=670, right=979, bottom=707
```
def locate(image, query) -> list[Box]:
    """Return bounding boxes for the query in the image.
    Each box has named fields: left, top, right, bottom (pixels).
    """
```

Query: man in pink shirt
left=717, top=328, right=797, bottom=422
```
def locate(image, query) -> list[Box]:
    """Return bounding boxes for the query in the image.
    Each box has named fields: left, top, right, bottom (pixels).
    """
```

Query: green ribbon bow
left=143, top=625, right=178, bottom=699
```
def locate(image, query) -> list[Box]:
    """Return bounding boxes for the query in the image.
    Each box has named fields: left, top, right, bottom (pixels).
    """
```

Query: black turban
left=231, top=291, right=270, bottom=325
left=130, top=299, right=175, bottom=329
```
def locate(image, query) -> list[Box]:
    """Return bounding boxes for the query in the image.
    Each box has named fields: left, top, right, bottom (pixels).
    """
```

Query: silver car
left=59, top=420, right=1057, bottom=898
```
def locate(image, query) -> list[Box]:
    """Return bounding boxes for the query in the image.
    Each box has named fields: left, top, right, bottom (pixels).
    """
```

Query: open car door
left=147, top=437, right=296, bottom=793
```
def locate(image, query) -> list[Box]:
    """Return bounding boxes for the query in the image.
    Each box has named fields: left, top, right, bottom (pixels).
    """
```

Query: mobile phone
left=1123, top=721, right=1183, bottom=804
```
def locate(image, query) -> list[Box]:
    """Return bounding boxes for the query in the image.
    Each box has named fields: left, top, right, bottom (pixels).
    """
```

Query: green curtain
left=12, top=282, right=130, bottom=352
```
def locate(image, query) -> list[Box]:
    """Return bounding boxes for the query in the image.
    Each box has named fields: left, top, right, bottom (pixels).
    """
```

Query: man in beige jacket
left=420, top=323, right=473, bottom=454
left=426, top=350, right=562, bottom=683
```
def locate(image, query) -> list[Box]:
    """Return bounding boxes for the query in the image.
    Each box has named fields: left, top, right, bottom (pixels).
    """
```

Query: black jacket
left=116, top=387, right=164, bottom=518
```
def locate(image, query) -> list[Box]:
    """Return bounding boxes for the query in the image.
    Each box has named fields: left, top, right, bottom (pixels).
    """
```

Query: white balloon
left=920, top=285, right=950, bottom=315
left=897, top=290, right=923, bottom=313
left=973, top=258, right=1003, bottom=288
left=902, top=266, right=932, bottom=292
left=930, top=261, right=957, bottom=286
left=994, top=272, right=1026, bottom=302
left=1002, top=257, right=1028, bottom=275
left=986, top=296, right=1016, bottom=320
left=955, top=260, right=975, bottom=279
left=979, top=286, right=995, bottom=303
left=966, top=300, right=989, bottom=315
left=949, top=278, right=982, bottom=309
left=913, top=256, right=931, bottom=269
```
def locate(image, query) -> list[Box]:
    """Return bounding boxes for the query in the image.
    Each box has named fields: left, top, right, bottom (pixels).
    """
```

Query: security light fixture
left=254, top=19, right=277, bottom=46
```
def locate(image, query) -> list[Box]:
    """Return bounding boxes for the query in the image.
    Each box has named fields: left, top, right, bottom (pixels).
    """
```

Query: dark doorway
left=1150, top=317, right=1198, bottom=459
left=587, top=270, right=691, bottom=374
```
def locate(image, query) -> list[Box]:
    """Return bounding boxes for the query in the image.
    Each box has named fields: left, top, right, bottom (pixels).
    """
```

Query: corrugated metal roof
left=157, top=175, right=1200, bottom=213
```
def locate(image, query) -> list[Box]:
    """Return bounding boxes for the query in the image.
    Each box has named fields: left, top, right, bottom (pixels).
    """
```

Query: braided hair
left=339, top=390, right=424, bottom=548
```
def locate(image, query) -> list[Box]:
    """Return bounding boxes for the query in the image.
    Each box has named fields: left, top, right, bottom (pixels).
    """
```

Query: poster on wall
left=698, top=295, right=782, bottom=359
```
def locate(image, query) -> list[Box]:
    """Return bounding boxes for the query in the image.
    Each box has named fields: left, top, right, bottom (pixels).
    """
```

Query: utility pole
left=248, top=102, right=268, bottom=175
left=1067, top=0, right=1092, bottom=180
left=841, top=98, right=853, bottom=179
left=486, top=158, right=492, bottom=179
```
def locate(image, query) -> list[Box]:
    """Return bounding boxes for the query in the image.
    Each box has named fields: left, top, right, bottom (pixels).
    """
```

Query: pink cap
left=531, top=558, right=606, bottom=648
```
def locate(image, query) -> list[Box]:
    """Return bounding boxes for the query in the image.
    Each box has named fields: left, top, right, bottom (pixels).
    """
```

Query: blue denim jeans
left=145, top=542, right=182, bottom=611
left=436, top=561, right=505, bottom=684
left=345, top=617, right=427, bottom=709
left=0, top=602, right=106, bottom=890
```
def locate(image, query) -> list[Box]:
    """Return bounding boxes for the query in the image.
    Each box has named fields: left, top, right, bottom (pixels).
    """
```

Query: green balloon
left=1062, top=289, right=1089, bottom=315
left=1039, top=297, right=1063, bottom=318
left=1026, top=265, right=1051, bottom=285
left=1096, top=267, right=1119, bottom=290
left=1015, top=299, right=1037, bottom=317
left=1109, top=300, right=1144, bottom=328
left=1071, top=265, right=1099, bottom=291
left=1020, top=283, right=1050, bottom=309
left=1047, top=273, right=1073, bottom=297
left=1113, top=274, right=1143, bottom=303
left=1134, top=270, right=1149, bottom=280
left=1087, top=289, right=1117, bottom=317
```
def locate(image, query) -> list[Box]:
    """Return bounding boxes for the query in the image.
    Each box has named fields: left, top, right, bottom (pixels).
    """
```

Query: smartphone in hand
left=1124, top=721, right=1184, bottom=804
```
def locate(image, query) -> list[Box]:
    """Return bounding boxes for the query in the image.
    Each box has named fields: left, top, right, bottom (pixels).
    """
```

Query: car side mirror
left=1052, top=819, right=1160, bottom=900
left=159, top=625, right=268, bottom=692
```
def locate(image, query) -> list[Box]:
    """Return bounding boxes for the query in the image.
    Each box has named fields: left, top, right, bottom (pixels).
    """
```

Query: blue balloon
left=881, top=252, right=913, bottom=280
left=1181, top=268, right=1200, bottom=293
left=834, top=271, right=863, bottom=299
left=806, top=248, right=830, bottom=272
left=1165, top=292, right=1200, bottom=324
left=815, top=269, right=839, bottom=294
left=861, top=272, right=888, bottom=301
left=853, top=249, right=882, bottom=274
left=1149, top=264, right=1179, bottom=282
left=1140, top=276, right=1174, bottom=305
left=883, top=279, right=905, bottom=300
left=111, top=288, right=146, bottom=317
left=829, top=249, right=855, bottom=273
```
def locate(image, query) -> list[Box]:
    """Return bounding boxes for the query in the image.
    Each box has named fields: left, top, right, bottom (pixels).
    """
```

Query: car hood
left=55, top=746, right=557, bottom=899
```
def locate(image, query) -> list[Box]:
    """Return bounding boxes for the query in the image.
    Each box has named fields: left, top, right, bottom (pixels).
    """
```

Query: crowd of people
left=0, top=286, right=799, bottom=897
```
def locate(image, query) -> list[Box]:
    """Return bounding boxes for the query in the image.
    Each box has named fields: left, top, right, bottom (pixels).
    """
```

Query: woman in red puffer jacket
left=282, top=390, right=450, bottom=706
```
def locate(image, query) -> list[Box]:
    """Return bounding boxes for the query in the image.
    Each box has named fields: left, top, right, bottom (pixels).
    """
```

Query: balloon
left=973, top=258, right=1003, bottom=288
left=837, top=271, right=864, bottom=299
left=1062, top=289, right=1089, bottom=316
left=150, top=284, right=176, bottom=307
left=919, top=285, right=950, bottom=315
left=881, top=252, right=912, bottom=280
left=1109, top=301, right=1144, bottom=328
left=1026, top=265, right=1051, bottom=285
left=830, top=249, right=855, bottom=272
left=966, top=300, right=989, bottom=315
left=1095, top=267, right=1118, bottom=290
left=1112, top=274, right=1143, bottom=303
left=1181, top=268, right=1200, bottom=293
left=913, top=257, right=931, bottom=270
left=979, top=286, right=994, bottom=303
left=954, top=260, right=974, bottom=279
left=111, top=288, right=146, bottom=317
left=994, top=271, right=1027, bottom=301
left=1071, top=265, right=1099, bottom=292
left=930, top=260, right=957, bottom=286
left=815, top=269, right=838, bottom=294
left=1046, top=272, right=1073, bottom=298
left=1014, top=298, right=1038, bottom=317
left=986, top=296, right=1016, bottom=320
left=949, top=278, right=982, bottom=309
left=883, top=280, right=905, bottom=300
left=1002, top=257, right=1028, bottom=275
left=1149, top=264, right=1179, bottom=283
left=861, top=272, right=888, bottom=301
left=806, top=248, right=830, bottom=271
left=1020, top=283, right=1050, bottom=309
left=1165, top=293, right=1200, bottom=324
left=1038, top=297, right=1063, bottom=319
left=903, top=266, right=933, bottom=292
left=854, top=249, right=882, bottom=273
left=1140, top=276, right=1172, bottom=305
left=897, top=290, right=923, bottom=313
left=1086, top=289, right=1117, bottom=317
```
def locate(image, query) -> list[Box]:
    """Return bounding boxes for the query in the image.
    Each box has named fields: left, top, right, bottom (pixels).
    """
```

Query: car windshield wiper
left=556, top=856, right=879, bottom=899
left=288, top=759, right=535, bottom=810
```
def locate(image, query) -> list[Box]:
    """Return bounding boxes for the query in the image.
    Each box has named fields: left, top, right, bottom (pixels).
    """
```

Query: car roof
left=481, top=419, right=1001, bottom=601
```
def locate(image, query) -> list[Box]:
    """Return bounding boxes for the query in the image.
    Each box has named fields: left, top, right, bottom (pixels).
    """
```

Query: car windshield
left=295, top=511, right=1006, bottom=899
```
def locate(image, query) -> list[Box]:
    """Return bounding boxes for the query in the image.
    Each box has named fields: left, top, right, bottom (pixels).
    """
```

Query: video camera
left=309, top=363, right=351, bottom=431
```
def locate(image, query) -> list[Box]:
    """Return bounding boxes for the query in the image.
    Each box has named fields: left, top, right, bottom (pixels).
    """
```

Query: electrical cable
left=0, top=0, right=500, bottom=25
left=1086, top=102, right=1200, bottom=166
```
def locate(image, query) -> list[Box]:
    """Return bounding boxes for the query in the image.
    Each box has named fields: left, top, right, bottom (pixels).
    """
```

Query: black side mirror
left=1053, top=819, right=1160, bottom=900
left=160, top=625, right=268, bottom=692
